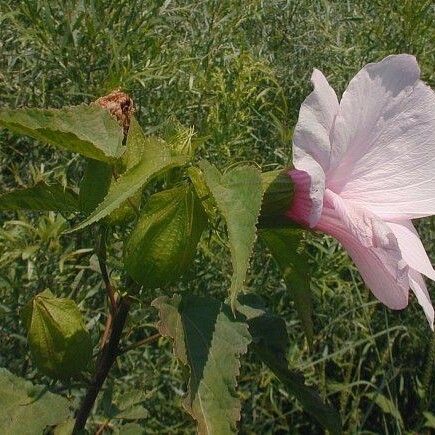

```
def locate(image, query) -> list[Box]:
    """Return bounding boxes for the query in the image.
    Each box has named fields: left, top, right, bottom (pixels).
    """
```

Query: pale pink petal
left=316, top=189, right=409, bottom=309
left=328, top=54, right=420, bottom=169
left=290, top=69, right=339, bottom=227
left=327, top=54, right=435, bottom=220
left=409, top=269, right=434, bottom=330
left=293, top=69, right=339, bottom=172
left=387, top=220, right=435, bottom=281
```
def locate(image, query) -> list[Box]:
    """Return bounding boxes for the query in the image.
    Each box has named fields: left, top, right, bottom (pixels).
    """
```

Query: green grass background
left=0, top=0, right=434, bottom=433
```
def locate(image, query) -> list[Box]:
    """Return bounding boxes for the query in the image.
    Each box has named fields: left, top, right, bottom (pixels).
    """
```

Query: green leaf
left=187, top=166, right=216, bottom=218
left=78, top=159, right=112, bottom=215
left=68, top=153, right=188, bottom=233
left=152, top=294, right=251, bottom=435
left=0, top=182, right=78, bottom=213
left=199, top=161, right=263, bottom=306
left=423, top=411, right=435, bottom=429
left=124, top=185, right=207, bottom=288
left=122, top=117, right=168, bottom=170
left=115, top=405, right=148, bottom=420
left=104, top=116, right=170, bottom=225
left=0, top=368, right=70, bottom=434
left=237, top=294, right=342, bottom=434
left=259, top=169, right=294, bottom=228
left=21, top=289, right=92, bottom=379
left=366, top=393, right=403, bottom=427
left=79, top=118, right=163, bottom=221
left=0, top=105, right=124, bottom=162
left=259, top=227, right=314, bottom=346
left=53, top=418, right=75, bottom=435
left=79, top=158, right=141, bottom=224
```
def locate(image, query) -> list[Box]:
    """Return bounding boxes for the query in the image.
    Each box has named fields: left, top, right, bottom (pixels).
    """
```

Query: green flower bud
left=21, top=290, right=92, bottom=380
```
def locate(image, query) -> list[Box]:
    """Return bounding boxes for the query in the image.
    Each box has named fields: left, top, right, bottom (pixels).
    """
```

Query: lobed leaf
left=0, top=368, right=70, bottom=434
left=259, top=227, right=314, bottom=346
left=0, top=182, right=78, bottom=213
left=152, top=294, right=251, bottom=435
left=199, top=161, right=263, bottom=307
left=237, top=295, right=342, bottom=434
left=124, top=184, right=207, bottom=288
left=0, top=105, right=124, bottom=162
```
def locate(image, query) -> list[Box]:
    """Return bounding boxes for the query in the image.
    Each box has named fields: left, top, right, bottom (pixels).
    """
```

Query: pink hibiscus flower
left=287, top=54, right=435, bottom=329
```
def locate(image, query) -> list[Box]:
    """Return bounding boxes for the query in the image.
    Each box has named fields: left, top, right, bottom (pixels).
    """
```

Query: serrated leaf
left=78, top=118, right=163, bottom=221
left=152, top=294, right=251, bottom=435
left=124, top=185, right=207, bottom=288
left=0, top=368, right=70, bottom=434
left=21, top=289, right=92, bottom=379
left=0, top=182, right=78, bottom=213
left=0, top=105, right=124, bottom=162
left=104, top=117, right=170, bottom=225
left=68, top=153, right=188, bottom=233
left=259, top=227, right=314, bottom=346
left=122, top=117, right=168, bottom=170
left=237, top=294, right=341, bottom=434
left=199, top=161, right=263, bottom=306
left=78, top=159, right=141, bottom=224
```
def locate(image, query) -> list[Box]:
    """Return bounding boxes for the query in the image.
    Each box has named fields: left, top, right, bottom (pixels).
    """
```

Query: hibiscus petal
left=387, top=220, right=435, bottom=281
left=316, top=190, right=409, bottom=309
left=327, top=54, right=435, bottom=220
left=290, top=69, right=338, bottom=227
left=293, top=69, right=339, bottom=172
left=409, top=269, right=434, bottom=330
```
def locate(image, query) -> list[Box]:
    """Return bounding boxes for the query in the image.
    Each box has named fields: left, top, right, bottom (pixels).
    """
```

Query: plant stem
left=73, top=297, right=131, bottom=433
left=118, top=332, right=161, bottom=355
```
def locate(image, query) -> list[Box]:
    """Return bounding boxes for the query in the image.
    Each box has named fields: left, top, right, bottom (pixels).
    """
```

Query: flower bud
left=21, top=290, right=92, bottom=379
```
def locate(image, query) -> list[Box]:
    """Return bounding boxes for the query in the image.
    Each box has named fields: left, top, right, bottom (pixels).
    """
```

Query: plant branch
left=73, top=297, right=131, bottom=433
left=99, top=309, right=114, bottom=348
left=118, top=332, right=161, bottom=355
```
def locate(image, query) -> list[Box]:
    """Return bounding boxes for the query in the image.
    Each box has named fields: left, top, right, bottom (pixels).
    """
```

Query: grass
left=0, top=0, right=434, bottom=433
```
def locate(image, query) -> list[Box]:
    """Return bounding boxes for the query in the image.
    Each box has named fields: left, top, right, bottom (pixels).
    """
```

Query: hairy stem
left=73, top=297, right=131, bottom=433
